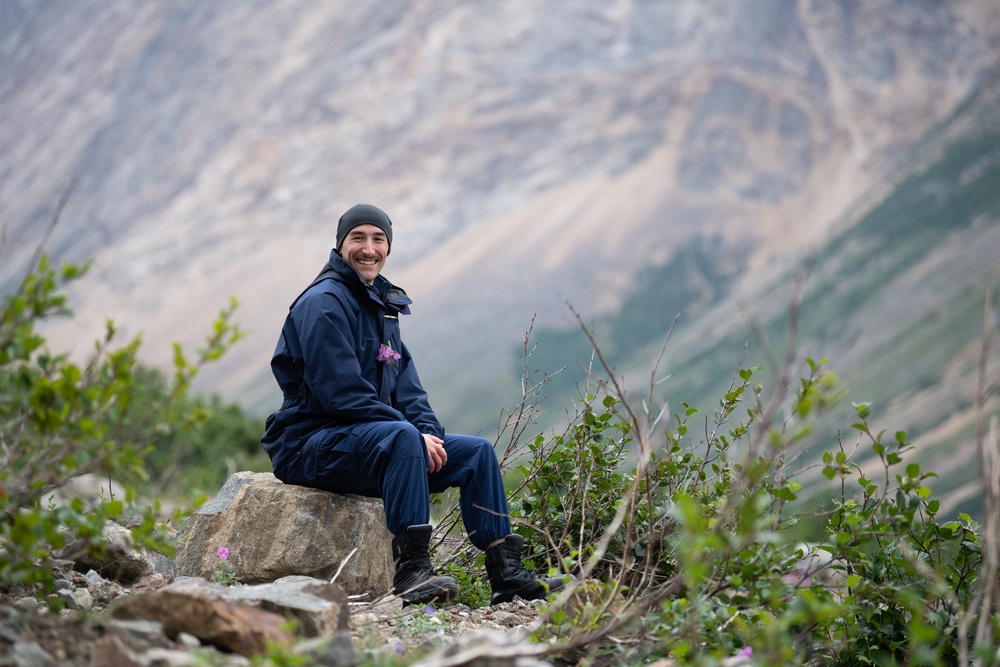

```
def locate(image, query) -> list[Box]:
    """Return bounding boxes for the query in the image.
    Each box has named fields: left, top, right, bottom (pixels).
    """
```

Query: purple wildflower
left=377, top=342, right=401, bottom=364
left=217, top=546, right=230, bottom=560
left=739, top=646, right=753, bottom=658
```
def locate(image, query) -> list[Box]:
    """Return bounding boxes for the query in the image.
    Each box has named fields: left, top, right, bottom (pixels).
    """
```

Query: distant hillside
left=518, top=75, right=1000, bottom=521
left=1, top=0, right=998, bottom=505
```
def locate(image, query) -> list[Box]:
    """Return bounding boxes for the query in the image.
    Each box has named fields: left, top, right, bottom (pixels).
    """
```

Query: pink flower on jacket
left=377, top=342, right=401, bottom=365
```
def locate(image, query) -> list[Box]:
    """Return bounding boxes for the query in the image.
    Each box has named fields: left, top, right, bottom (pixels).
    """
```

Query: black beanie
left=336, top=204, right=393, bottom=254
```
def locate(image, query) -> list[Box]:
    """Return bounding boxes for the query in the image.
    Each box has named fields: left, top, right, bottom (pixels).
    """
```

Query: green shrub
left=122, top=364, right=269, bottom=497
left=512, top=394, right=633, bottom=578
left=504, top=350, right=997, bottom=666
left=0, top=254, right=243, bottom=593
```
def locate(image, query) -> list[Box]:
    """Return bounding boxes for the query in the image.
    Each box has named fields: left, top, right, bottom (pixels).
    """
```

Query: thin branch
left=16, top=178, right=76, bottom=289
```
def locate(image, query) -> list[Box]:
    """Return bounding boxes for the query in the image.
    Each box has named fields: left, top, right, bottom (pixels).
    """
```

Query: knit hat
left=336, top=204, right=393, bottom=254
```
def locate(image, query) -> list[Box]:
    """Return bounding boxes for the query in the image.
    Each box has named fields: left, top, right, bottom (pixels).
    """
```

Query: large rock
left=176, top=472, right=393, bottom=597
left=108, top=579, right=294, bottom=656
left=198, top=575, right=350, bottom=638
left=109, top=576, right=351, bottom=652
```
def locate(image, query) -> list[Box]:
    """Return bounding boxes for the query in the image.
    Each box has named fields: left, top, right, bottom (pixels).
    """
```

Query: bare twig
left=958, top=290, right=999, bottom=665
left=15, top=178, right=76, bottom=290
left=330, top=548, right=358, bottom=584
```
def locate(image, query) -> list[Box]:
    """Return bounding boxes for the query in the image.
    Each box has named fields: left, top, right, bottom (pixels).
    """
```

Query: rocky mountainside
left=2, top=0, right=999, bottom=435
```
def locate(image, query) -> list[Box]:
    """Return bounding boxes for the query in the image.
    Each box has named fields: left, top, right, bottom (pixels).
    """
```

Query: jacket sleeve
left=392, top=341, right=445, bottom=439
left=293, top=288, right=408, bottom=424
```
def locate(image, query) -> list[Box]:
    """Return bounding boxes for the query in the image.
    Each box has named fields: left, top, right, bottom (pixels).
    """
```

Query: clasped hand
left=423, top=433, right=447, bottom=473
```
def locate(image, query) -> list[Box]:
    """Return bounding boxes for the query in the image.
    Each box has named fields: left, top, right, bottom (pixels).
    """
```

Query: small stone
left=56, top=589, right=78, bottom=610
left=86, top=569, right=106, bottom=585
left=134, top=573, right=169, bottom=591
left=14, top=596, right=40, bottom=613
left=176, top=632, right=202, bottom=648
left=89, top=635, right=137, bottom=667
left=53, top=578, right=73, bottom=592
left=105, top=618, right=168, bottom=641
left=492, top=610, right=520, bottom=627
left=377, top=597, right=404, bottom=613
left=11, top=640, right=56, bottom=667
left=73, top=587, right=94, bottom=611
left=145, top=647, right=202, bottom=666
left=294, top=632, right=358, bottom=667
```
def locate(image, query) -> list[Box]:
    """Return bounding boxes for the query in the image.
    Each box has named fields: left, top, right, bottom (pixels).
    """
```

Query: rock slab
left=109, top=584, right=292, bottom=655
left=175, top=472, right=393, bottom=597
left=109, top=576, right=352, bottom=655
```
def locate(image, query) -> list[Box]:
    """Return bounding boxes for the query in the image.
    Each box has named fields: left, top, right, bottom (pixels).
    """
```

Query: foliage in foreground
left=0, top=255, right=245, bottom=593
left=3, top=249, right=997, bottom=666
left=438, top=306, right=1000, bottom=666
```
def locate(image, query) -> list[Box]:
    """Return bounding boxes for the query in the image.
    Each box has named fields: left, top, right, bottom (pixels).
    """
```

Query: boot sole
left=400, top=589, right=457, bottom=606
left=397, top=581, right=459, bottom=606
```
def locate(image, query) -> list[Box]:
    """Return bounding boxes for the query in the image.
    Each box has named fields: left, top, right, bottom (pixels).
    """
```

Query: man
left=261, top=203, right=564, bottom=605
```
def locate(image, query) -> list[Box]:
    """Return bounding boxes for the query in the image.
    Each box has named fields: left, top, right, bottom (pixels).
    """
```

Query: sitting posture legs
left=391, top=524, right=458, bottom=604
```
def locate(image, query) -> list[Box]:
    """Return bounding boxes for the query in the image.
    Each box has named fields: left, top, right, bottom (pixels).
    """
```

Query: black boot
left=391, top=524, right=458, bottom=604
left=485, top=534, right=566, bottom=605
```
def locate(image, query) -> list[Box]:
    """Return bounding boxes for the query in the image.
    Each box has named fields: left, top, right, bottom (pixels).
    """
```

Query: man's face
left=339, top=223, right=389, bottom=284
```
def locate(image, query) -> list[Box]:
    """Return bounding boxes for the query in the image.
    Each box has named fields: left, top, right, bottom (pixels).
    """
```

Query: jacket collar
left=326, top=250, right=412, bottom=315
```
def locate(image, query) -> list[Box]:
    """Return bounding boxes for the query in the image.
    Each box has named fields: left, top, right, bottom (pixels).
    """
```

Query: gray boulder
left=175, top=472, right=393, bottom=597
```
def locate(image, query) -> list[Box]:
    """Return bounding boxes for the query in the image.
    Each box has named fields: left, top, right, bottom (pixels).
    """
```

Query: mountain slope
left=520, top=77, right=1000, bottom=519
left=1, top=1, right=998, bottom=466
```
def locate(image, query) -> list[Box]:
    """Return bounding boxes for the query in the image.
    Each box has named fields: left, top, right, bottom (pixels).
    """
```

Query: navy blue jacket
left=261, top=250, right=443, bottom=479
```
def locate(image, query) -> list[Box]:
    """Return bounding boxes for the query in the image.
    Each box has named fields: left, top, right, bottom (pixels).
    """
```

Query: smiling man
left=261, top=203, right=565, bottom=605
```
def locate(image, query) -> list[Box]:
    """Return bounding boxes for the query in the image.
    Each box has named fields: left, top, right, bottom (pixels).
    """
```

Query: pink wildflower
left=739, top=646, right=753, bottom=658
left=377, top=342, right=401, bottom=364
left=217, top=546, right=230, bottom=560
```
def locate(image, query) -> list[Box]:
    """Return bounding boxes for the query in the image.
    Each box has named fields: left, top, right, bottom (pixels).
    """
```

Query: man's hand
left=423, top=434, right=447, bottom=473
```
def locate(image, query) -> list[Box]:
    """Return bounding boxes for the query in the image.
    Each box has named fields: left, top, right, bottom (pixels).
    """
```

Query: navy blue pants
left=286, top=421, right=511, bottom=550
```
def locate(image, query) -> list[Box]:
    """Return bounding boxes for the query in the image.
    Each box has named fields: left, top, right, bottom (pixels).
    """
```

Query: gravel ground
left=1, top=570, right=554, bottom=666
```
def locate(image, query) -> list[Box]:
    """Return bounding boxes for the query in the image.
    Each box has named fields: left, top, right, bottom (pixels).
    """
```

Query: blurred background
left=2, top=0, right=999, bottom=516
